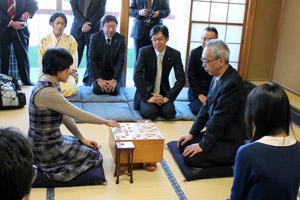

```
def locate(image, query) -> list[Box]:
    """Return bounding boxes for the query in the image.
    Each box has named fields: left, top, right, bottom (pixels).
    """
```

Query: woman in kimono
left=29, top=47, right=120, bottom=182
left=38, top=11, right=78, bottom=97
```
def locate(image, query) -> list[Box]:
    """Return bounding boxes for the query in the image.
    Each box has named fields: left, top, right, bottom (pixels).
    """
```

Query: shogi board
left=109, top=122, right=164, bottom=164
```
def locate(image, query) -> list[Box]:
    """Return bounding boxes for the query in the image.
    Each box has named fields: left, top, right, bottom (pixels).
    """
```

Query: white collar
left=155, top=48, right=166, bottom=58
left=104, top=35, right=112, bottom=43
left=215, top=74, right=222, bottom=81
left=256, top=136, right=296, bottom=146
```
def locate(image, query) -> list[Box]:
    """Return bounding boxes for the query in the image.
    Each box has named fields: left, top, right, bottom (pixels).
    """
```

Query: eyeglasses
left=104, top=25, right=117, bottom=29
left=31, top=165, right=38, bottom=184
left=151, top=37, right=165, bottom=43
left=201, top=57, right=220, bottom=64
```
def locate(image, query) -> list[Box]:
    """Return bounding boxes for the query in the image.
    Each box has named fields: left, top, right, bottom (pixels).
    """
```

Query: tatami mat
left=1, top=86, right=300, bottom=200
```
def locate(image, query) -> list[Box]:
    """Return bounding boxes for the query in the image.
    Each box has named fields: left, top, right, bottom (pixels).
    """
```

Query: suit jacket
left=187, top=46, right=212, bottom=102
left=70, top=0, right=106, bottom=40
left=0, top=0, right=38, bottom=40
left=129, top=0, right=170, bottom=40
left=89, top=31, right=126, bottom=83
left=134, top=45, right=185, bottom=109
left=189, top=65, right=247, bottom=163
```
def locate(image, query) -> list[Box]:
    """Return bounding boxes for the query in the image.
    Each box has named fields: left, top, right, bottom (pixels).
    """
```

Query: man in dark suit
left=0, top=0, right=38, bottom=85
left=134, top=25, right=185, bottom=120
left=177, top=39, right=246, bottom=168
left=89, top=15, right=126, bottom=95
left=129, top=0, right=170, bottom=63
left=187, top=27, right=218, bottom=116
left=70, top=0, right=106, bottom=86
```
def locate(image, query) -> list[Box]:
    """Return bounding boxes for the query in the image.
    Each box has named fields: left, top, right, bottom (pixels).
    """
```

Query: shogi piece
left=109, top=122, right=164, bottom=166
left=114, top=141, right=135, bottom=184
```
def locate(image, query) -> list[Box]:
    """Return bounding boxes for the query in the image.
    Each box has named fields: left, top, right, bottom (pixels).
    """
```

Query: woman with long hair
left=230, top=83, right=300, bottom=199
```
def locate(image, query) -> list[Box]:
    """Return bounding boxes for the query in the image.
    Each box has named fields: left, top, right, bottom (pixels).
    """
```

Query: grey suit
left=134, top=45, right=185, bottom=120
left=0, top=0, right=38, bottom=85
left=179, top=66, right=247, bottom=167
left=70, top=0, right=106, bottom=86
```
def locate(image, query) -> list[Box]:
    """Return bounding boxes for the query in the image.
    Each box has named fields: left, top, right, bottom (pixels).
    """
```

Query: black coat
left=187, top=46, right=212, bottom=102
left=0, top=0, right=38, bottom=40
left=190, top=65, right=247, bottom=163
left=129, top=0, right=170, bottom=40
left=134, top=45, right=185, bottom=109
left=70, top=0, right=106, bottom=40
left=89, top=31, right=126, bottom=83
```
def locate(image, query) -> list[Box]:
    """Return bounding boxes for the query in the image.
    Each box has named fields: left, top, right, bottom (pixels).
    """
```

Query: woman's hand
left=80, top=138, right=98, bottom=150
left=104, top=120, right=120, bottom=128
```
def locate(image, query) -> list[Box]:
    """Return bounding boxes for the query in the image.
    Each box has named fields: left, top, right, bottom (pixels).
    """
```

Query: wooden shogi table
left=109, top=122, right=164, bottom=171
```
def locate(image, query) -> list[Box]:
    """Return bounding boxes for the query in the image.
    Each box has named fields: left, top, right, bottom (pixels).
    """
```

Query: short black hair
left=101, top=15, right=118, bottom=25
left=42, top=47, right=73, bottom=76
left=150, top=24, right=169, bottom=38
left=245, top=83, right=291, bottom=142
left=49, top=11, right=67, bottom=27
left=204, top=26, right=218, bottom=38
left=0, top=126, right=33, bottom=200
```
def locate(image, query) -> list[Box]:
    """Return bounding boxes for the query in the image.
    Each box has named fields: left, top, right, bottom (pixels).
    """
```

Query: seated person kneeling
left=134, top=25, right=185, bottom=120
left=177, top=39, right=247, bottom=168
left=29, top=47, right=119, bottom=182
left=89, top=15, right=126, bottom=95
left=38, top=11, right=79, bottom=97
left=230, top=83, right=300, bottom=200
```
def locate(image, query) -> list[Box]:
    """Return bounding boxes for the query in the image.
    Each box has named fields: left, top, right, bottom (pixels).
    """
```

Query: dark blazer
left=129, top=0, right=170, bottom=40
left=89, top=31, right=126, bottom=83
left=187, top=46, right=212, bottom=102
left=189, top=65, right=247, bottom=163
left=70, top=0, right=106, bottom=40
left=0, top=0, right=38, bottom=40
left=134, top=45, right=185, bottom=109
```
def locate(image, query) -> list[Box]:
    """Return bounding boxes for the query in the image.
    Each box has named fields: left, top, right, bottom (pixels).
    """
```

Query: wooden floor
left=1, top=85, right=299, bottom=200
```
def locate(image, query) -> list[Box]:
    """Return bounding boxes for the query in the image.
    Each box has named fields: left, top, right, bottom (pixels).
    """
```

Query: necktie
left=7, top=0, right=14, bottom=19
left=146, top=0, right=152, bottom=9
left=214, top=78, right=218, bottom=87
left=146, top=0, right=152, bottom=21
left=83, top=0, right=90, bottom=18
left=153, top=53, right=163, bottom=95
left=213, top=78, right=218, bottom=90
left=107, top=38, right=110, bottom=48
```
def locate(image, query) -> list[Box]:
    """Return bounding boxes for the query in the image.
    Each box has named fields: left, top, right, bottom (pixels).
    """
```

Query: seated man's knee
left=139, top=103, right=158, bottom=120
left=178, top=142, right=186, bottom=153
left=183, top=155, right=194, bottom=166
left=190, top=100, right=202, bottom=116
left=160, top=102, right=176, bottom=119
left=110, top=83, right=121, bottom=96
left=92, top=81, right=103, bottom=95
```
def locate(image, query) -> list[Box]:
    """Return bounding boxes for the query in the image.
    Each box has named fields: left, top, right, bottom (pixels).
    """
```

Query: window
left=189, top=0, right=247, bottom=70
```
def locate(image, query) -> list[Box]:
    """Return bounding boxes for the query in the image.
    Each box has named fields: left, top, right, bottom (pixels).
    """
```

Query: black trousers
left=178, top=133, right=225, bottom=168
left=133, top=25, right=153, bottom=63
left=0, top=27, right=31, bottom=84
left=76, top=33, right=93, bottom=86
left=92, top=80, right=121, bottom=96
left=138, top=100, right=176, bottom=121
left=189, top=98, right=203, bottom=116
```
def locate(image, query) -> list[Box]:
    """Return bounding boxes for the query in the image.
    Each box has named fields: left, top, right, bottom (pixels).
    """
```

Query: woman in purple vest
left=230, top=83, right=300, bottom=199
left=28, top=47, right=119, bottom=182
